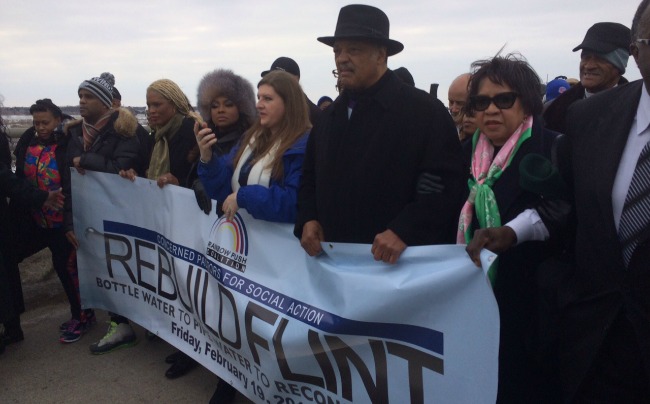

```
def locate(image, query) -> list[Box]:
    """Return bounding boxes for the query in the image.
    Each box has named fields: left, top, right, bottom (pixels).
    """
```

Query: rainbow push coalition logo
left=206, top=214, right=249, bottom=272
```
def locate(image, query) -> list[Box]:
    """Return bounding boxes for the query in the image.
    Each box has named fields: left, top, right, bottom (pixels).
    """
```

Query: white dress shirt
left=612, top=84, right=650, bottom=231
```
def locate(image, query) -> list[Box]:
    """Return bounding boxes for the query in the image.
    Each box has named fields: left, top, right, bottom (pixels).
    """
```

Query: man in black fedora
left=261, top=56, right=321, bottom=125
left=295, top=4, right=463, bottom=263
left=544, top=22, right=631, bottom=133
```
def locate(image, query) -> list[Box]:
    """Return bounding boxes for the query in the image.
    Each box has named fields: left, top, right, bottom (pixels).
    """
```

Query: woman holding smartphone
left=195, top=70, right=311, bottom=403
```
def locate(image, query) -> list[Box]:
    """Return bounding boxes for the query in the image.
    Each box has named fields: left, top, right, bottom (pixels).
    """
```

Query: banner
left=72, top=171, right=499, bottom=403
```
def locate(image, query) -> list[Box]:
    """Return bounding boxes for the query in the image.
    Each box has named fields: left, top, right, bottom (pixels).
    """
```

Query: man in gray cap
left=295, top=4, right=463, bottom=264
left=544, top=22, right=631, bottom=132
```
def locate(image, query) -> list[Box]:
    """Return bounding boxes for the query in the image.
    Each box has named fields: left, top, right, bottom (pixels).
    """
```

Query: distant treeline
left=3, top=106, right=148, bottom=116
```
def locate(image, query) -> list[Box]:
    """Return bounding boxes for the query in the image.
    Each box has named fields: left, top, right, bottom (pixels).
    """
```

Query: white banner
left=72, top=170, right=499, bottom=404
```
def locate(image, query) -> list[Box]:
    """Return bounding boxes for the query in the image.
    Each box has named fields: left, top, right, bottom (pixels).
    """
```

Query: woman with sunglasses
left=458, top=54, right=561, bottom=402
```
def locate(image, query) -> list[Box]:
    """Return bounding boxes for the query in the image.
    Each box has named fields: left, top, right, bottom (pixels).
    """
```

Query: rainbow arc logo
left=206, top=213, right=249, bottom=272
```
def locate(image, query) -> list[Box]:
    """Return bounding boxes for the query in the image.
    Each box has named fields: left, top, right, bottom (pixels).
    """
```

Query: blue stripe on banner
left=103, top=221, right=206, bottom=267
left=102, top=221, right=444, bottom=356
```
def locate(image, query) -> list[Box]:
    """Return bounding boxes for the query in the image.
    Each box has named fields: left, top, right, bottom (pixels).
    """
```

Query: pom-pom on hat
left=79, top=72, right=115, bottom=108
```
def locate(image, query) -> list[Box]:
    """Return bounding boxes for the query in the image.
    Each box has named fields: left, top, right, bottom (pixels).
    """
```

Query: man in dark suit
left=468, top=1, right=650, bottom=400
left=295, top=5, right=463, bottom=264
left=554, top=3, right=650, bottom=400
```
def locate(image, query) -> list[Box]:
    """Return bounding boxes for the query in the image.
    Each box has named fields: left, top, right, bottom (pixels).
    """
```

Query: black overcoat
left=295, top=71, right=464, bottom=246
left=63, top=108, right=140, bottom=232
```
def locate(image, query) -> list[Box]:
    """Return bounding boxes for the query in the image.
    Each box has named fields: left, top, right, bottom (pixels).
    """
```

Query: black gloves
left=192, top=179, right=212, bottom=215
left=416, top=172, right=444, bottom=194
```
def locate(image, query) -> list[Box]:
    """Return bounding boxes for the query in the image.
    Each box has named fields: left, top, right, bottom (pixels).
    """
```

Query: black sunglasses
left=470, top=92, right=519, bottom=111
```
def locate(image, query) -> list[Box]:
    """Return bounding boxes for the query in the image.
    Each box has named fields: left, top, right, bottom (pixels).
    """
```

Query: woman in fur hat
left=196, top=68, right=257, bottom=159
left=188, top=68, right=257, bottom=210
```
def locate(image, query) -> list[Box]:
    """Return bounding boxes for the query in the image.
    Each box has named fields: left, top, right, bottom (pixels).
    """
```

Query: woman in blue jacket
left=197, top=70, right=311, bottom=224
left=196, top=69, right=310, bottom=404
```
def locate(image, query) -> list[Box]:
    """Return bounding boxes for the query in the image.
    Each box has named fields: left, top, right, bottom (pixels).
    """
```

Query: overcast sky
left=0, top=0, right=642, bottom=108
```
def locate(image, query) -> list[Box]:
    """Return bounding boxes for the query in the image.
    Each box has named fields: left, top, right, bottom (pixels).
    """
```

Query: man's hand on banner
left=300, top=220, right=324, bottom=256
left=192, top=179, right=212, bottom=215
left=371, top=229, right=407, bottom=264
left=72, top=157, right=86, bottom=175
left=119, top=168, right=138, bottom=182
left=465, top=226, right=517, bottom=266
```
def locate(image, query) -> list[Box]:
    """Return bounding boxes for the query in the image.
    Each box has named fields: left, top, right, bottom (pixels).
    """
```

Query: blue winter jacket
left=198, top=132, right=309, bottom=223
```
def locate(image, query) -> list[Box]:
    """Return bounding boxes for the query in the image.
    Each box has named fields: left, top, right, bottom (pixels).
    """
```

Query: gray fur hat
left=197, top=69, right=256, bottom=126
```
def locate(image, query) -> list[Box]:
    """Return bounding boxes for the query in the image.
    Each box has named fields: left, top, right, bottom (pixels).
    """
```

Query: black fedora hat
left=317, top=4, right=404, bottom=56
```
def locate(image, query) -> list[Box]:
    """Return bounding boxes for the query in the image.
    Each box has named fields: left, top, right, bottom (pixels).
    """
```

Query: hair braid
left=147, top=79, right=203, bottom=123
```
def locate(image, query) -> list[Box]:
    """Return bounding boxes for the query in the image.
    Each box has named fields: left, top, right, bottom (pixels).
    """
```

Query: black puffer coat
left=63, top=108, right=141, bottom=232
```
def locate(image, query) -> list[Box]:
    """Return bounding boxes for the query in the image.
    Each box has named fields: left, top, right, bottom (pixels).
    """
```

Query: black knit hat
left=572, top=22, right=631, bottom=53
left=394, top=67, right=415, bottom=86
left=261, top=57, right=300, bottom=78
left=317, top=4, right=404, bottom=56
left=78, top=72, right=115, bottom=108
left=111, top=86, right=122, bottom=101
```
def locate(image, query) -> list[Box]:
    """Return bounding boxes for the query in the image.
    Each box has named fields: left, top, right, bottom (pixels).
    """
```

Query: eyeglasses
left=635, top=39, right=650, bottom=46
left=469, top=92, right=519, bottom=111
